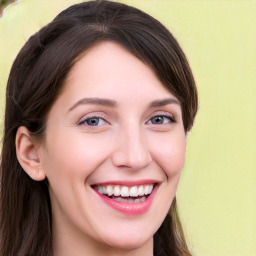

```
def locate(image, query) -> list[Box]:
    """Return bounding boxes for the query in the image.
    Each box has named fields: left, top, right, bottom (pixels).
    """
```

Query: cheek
left=149, top=131, right=187, bottom=177
left=40, top=130, right=115, bottom=221
left=42, top=131, right=113, bottom=179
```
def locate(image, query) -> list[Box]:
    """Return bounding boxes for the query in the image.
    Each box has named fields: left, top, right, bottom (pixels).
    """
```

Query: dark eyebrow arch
left=68, top=97, right=117, bottom=112
left=149, top=98, right=180, bottom=107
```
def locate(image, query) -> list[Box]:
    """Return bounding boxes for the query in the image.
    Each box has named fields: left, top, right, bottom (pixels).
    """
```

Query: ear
left=15, top=126, right=46, bottom=181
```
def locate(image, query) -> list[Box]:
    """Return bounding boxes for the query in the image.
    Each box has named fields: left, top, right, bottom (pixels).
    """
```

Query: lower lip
left=94, top=186, right=158, bottom=216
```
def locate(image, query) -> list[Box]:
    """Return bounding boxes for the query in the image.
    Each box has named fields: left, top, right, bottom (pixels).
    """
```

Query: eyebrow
left=149, top=98, right=180, bottom=107
left=68, top=97, right=117, bottom=112
left=68, top=97, right=180, bottom=112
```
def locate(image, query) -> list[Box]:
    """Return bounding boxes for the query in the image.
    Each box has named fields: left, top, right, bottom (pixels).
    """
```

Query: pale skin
left=16, top=42, right=187, bottom=256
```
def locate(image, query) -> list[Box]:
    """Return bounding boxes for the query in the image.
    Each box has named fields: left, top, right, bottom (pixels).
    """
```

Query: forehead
left=62, top=41, right=175, bottom=101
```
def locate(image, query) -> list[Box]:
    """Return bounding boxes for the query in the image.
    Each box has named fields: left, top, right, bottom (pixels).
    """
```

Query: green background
left=0, top=0, right=256, bottom=255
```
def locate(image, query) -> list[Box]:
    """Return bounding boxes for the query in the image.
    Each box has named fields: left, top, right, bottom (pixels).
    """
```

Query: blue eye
left=80, top=117, right=106, bottom=126
left=148, top=116, right=175, bottom=125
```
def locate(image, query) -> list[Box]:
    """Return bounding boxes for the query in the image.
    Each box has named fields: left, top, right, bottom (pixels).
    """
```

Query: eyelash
left=78, top=116, right=108, bottom=126
left=78, top=114, right=176, bottom=127
left=147, top=115, right=176, bottom=125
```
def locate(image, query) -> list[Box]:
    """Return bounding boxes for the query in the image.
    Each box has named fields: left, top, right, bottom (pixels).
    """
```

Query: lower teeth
left=113, top=196, right=146, bottom=203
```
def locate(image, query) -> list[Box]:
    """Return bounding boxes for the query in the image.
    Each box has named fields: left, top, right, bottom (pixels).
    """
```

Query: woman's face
left=38, top=41, right=187, bottom=254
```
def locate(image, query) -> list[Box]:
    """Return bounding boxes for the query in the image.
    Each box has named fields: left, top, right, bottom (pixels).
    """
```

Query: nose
left=111, top=126, right=152, bottom=170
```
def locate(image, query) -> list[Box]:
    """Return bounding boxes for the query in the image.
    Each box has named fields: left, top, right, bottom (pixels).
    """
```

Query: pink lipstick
left=92, top=181, right=158, bottom=215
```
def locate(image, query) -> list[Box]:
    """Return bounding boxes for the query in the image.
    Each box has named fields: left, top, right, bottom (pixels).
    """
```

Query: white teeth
left=130, top=186, right=138, bottom=197
left=145, top=185, right=154, bottom=195
left=141, top=197, right=146, bottom=202
left=120, top=186, right=129, bottom=197
left=138, top=185, right=144, bottom=196
left=113, top=185, right=121, bottom=196
left=148, top=185, right=153, bottom=194
left=145, top=185, right=150, bottom=195
left=113, top=196, right=147, bottom=203
left=106, top=185, right=113, bottom=196
left=95, top=184, right=155, bottom=198
left=98, top=186, right=104, bottom=194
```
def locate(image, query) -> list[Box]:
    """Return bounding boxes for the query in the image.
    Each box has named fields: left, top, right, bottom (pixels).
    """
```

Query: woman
left=0, top=1, right=198, bottom=255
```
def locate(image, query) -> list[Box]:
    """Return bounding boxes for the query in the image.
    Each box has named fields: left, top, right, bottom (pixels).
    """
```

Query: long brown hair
left=0, top=1, right=198, bottom=255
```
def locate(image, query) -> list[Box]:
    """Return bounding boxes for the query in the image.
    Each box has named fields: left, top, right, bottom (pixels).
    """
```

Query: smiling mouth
left=93, top=184, right=155, bottom=203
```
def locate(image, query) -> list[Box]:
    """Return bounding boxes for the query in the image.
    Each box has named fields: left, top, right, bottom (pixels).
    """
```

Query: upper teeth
left=95, top=184, right=154, bottom=197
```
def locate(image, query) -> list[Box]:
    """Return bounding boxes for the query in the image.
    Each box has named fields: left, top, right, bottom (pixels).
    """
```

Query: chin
left=102, top=231, right=153, bottom=251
